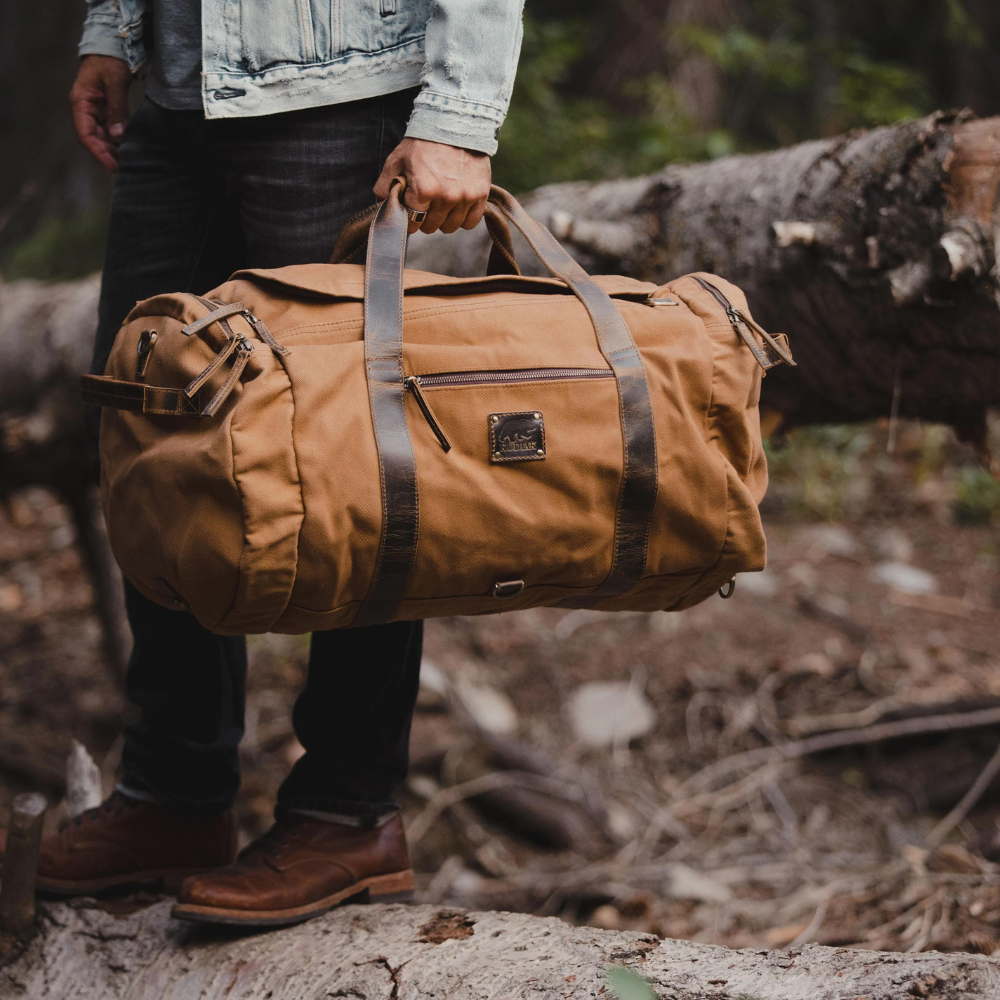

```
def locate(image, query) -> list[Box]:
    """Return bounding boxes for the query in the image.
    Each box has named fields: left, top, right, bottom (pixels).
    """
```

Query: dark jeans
left=92, top=94, right=423, bottom=823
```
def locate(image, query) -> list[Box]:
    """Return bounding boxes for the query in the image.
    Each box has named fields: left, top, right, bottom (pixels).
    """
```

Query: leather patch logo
left=490, top=411, right=545, bottom=463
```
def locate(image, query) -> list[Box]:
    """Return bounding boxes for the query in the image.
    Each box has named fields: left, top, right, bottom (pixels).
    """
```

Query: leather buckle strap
left=81, top=374, right=204, bottom=416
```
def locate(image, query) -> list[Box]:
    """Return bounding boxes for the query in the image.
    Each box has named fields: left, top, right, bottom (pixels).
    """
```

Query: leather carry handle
left=329, top=191, right=521, bottom=276
left=352, top=180, right=659, bottom=626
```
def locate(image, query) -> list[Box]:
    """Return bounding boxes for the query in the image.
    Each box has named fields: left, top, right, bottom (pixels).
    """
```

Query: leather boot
left=172, top=812, right=414, bottom=927
left=1, top=792, right=238, bottom=895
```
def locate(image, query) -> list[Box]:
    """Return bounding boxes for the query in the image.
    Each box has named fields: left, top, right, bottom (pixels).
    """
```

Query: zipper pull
left=200, top=337, right=254, bottom=418
left=692, top=276, right=796, bottom=370
left=405, top=376, right=452, bottom=452
left=241, top=308, right=290, bottom=357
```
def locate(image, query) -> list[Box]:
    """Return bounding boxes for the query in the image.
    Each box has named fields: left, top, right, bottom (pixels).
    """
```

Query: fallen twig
left=675, top=704, right=1000, bottom=797
left=926, top=738, right=1000, bottom=850
left=407, top=771, right=590, bottom=844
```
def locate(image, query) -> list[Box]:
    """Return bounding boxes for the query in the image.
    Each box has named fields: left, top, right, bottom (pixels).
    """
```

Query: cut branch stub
left=0, top=793, right=47, bottom=941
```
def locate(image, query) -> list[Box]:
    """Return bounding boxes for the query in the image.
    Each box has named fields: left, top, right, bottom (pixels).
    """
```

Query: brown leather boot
left=15, top=792, right=237, bottom=895
left=172, top=812, right=415, bottom=927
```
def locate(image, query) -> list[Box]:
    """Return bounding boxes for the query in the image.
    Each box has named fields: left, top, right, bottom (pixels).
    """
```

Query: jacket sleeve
left=405, top=0, right=525, bottom=156
left=78, top=0, right=128, bottom=61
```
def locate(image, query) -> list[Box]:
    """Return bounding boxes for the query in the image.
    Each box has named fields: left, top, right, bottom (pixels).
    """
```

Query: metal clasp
left=135, top=329, right=157, bottom=379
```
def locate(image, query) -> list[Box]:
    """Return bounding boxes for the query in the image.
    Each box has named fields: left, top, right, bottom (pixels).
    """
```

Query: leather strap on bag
left=81, top=374, right=203, bottom=416
left=482, top=188, right=659, bottom=604
left=352, top=179, right=420, bottom=628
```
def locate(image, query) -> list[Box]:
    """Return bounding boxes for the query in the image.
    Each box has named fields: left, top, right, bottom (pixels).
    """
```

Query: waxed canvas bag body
left=82, top=185, right=793, bottom=635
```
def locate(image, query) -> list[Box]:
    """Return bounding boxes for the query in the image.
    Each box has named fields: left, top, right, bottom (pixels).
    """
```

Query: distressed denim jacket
left=79, top=0, right=524, bottom=154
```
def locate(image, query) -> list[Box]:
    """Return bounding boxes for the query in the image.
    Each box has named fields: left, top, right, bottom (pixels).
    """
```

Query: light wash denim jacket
left=79, top=0, right=524, bottom=154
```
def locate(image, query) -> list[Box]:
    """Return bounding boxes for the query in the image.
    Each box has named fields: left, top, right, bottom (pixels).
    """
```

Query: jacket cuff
left=405, top=93, right=505, bottom=156
left=79, top=17, right=128, bottom=61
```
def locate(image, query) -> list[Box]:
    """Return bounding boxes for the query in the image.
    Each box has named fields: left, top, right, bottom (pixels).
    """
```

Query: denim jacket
left=79, top=0, right=524, bottom=154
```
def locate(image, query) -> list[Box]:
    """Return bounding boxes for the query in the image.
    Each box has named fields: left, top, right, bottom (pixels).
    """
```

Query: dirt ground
left=1, top=417, right=999, bottom=954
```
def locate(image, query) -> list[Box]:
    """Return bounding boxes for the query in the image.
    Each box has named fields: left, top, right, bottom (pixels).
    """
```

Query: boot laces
left=60, top=791, right=134, bottom=830
left=244, top=818, right=302, bottom=859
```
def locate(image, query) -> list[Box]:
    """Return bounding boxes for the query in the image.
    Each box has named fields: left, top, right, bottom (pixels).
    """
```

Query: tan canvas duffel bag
left=82, top=183, right=794, bottom=635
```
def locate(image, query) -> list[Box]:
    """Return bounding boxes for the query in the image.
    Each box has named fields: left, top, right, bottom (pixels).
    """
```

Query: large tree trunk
left=2, top=899, right=997, bottom=999
left=410, top=113, right=1000, bottom=441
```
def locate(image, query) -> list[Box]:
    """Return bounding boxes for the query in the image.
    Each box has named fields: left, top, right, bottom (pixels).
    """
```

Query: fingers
left=374, top=138, right=492, bottom=235
left=69, top=56, right=131, bottom=173
left=70, top=96, right=119, bottom=173
left=105, top=78, right=131, bottom=145
left=437, top=201, right=475, bottom=235
left=372, top=158, right=397, bottom=201
left=462, top=199, right=487, bottom=232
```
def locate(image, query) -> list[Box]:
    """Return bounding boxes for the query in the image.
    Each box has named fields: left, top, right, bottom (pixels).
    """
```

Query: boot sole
left=170, top=869, right=416, bottom=927
left=37, top=866, right=220, bottom=897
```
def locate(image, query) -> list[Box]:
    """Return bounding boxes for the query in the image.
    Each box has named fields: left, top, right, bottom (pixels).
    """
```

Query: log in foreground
left=410, top=113, right=1000, bottom=440
left=2, top=900, right=997, bottom=999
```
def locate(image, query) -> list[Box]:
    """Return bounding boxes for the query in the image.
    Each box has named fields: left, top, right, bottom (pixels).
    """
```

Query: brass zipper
left=414, top=367, right=613, bottom=388
left=407, top=279, right=654, bottom=302
left=691, top=276, right=795, bottom=370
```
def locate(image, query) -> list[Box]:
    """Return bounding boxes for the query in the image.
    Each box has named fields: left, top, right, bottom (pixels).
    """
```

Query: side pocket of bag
left=214, top=349, right=306, bottom=635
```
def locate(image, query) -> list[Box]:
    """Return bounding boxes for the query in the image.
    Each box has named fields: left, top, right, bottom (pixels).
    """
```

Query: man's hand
left=374, top=138, right=491, bottom=234
left=70, top=55, right=132, bottom=172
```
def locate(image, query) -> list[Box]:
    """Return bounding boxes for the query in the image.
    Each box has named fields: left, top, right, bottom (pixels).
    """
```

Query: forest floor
left=1, top=418, right=1000, bottom=954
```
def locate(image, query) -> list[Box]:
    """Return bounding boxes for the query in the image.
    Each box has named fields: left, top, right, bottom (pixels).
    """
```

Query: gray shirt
left=145, top=0, right=203, bottom=111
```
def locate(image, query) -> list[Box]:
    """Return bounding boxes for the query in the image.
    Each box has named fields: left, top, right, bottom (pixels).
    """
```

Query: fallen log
left=410, top=112, right=1000, bottom=444
left=2, top=899, right=997, bottom=999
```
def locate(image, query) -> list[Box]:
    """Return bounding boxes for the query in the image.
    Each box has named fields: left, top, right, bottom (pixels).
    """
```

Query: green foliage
left=492, top=16, right=718, bottom=192
left=953, top=466, right=1000, bottom=525
left=502, top=0, right=988, bottom=191
left=676, top=1, right=933, bottom=146
left=834, top=52, right=928, bottom=130
left=1, top=209, right=108, bottom=281
left=764, top=425, right=874, bottom=521
left=945, top=0, right=985, bottom=47
left=606, top=966, right=658, bottom=1000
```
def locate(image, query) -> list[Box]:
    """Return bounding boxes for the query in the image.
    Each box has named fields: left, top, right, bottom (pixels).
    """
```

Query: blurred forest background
left=3, top=0, right=1000, bottom=281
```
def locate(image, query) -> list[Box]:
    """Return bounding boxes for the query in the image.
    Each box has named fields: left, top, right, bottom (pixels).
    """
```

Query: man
left=22, top=0, right=523, bottom=928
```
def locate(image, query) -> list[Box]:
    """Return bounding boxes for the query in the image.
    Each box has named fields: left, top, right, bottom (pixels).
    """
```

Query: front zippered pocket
left=413, top=366, right=614, bottom=389
left=406, top=366, right=614, bottom=450
left=691, top=276, right=795, bottom=371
